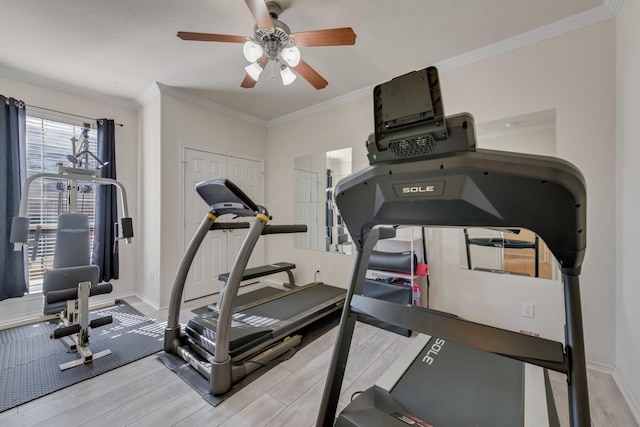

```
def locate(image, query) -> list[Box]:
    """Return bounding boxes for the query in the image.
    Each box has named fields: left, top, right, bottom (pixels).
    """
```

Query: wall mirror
left=460, top=110, right=557, bottom=279
left=294, top=148, right=352, bottom=254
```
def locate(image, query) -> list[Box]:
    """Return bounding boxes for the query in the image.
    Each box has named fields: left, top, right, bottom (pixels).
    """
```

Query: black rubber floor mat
left=158, top=309, right=341, bottom=406
left=0, top=301, right=164, bottom=413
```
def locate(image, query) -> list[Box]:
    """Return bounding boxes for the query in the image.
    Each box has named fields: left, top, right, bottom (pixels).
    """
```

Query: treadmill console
left=367, top=66, right=477, bottom=164
left=196, top=179, right=263, bottom=218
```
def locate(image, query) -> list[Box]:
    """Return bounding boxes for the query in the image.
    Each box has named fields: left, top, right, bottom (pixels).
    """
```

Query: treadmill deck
left=186, top=282, right=345, bottom=360
left=337, top=334, right=558, bottom=427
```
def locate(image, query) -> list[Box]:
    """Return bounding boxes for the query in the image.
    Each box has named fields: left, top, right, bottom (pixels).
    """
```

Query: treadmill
left=162, top=179, right=345, bottom=396
left=317, top=67, right=590, bottom=426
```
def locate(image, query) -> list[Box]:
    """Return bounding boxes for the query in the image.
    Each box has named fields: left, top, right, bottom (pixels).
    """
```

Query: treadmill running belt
left=390, top=338, right=524, bottom=426
left=235, top=283, right=345, bottom=321
left=186, top=283, right=345, bottom=359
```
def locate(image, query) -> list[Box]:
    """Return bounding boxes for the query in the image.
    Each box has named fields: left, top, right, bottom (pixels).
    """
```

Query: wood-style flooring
left=0, top=294, right=637, bottom=427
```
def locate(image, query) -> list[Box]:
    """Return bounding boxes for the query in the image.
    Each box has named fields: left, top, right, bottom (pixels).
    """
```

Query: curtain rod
left=26, top=104, right=124, bottom=127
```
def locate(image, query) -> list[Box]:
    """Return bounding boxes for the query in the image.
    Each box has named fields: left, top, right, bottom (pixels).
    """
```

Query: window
left=25, top=115, right=98, bottom=293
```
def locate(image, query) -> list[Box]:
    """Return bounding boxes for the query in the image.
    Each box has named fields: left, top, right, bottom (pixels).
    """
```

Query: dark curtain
left=0, top=96, right=27, bottom=300
left=92, top=119, right=119, bottom=281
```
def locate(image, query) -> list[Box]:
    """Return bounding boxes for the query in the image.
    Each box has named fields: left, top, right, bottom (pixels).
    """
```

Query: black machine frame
left=317, top=67, right=590, bottom=426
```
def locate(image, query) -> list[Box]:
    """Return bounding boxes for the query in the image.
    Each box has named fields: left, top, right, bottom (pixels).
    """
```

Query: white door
left=183, top=149, right=263, bottom=301
left=294, top=169, right=319, bottom=251
left=184, top=149, right=228, bottom=301
left=227, top=156, right=264, bottom=270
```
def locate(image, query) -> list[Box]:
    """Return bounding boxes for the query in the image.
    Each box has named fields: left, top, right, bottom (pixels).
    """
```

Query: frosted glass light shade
left=243, top=40, right=264, bottom=62
left=281, top=46, right=301, bottom=67
left=245, top=62, right=264, bottom=81
left=280, top=66, right=297, bottom=85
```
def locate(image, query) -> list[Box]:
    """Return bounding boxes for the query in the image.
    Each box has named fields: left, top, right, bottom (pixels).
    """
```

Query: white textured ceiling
left=0, top=0, right=609, bottom=121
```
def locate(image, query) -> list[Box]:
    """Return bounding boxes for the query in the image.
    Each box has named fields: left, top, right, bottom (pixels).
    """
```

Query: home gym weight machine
left=10, top=127, right=134, bottom=370
left=316, top=67, right=590, bottom=426
left=162, top=178, right=346, bottom=396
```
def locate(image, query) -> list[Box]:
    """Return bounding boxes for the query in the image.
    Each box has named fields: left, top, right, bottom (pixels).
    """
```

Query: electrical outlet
left=316, top=264, right=322, bottom=274
left=522, top=302, right=535, bottom=318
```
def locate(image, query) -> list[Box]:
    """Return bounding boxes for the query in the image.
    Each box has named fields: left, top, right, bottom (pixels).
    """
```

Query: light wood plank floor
left=1, top=295, right=637, bottom=427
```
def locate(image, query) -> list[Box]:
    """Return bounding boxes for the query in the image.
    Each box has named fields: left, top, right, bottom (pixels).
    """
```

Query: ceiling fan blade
left=294, top=59, right=328, bottom=90
left=241, top=58, right=269, bottom=88
left=177, top=31, right=247, bottom=43
left=245, top=0, right=274, bottom=30
left=241, top=74, right=257, bottom=88
left=292, top=27, right=356, bottom=47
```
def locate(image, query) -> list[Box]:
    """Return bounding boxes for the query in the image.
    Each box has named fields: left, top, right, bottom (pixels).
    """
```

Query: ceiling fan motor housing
left=254, top=22, right=292, bottom=60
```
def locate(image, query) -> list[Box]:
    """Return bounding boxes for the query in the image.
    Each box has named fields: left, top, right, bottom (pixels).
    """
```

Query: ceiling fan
left=177, top=0, right=356, bottom=89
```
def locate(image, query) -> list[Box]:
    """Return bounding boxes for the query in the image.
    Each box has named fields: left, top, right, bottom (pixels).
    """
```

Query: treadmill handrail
left=214, top=214, right=269, bottom=363
left=165, top=212, right=218, bottom=341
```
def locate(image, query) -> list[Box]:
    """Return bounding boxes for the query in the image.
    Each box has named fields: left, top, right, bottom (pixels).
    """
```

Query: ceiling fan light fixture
left=243, top=40, right=264, bottom=62
left=245, top=61, right=264, bottom=81
left=280, top=65, right=297, bottom=85
left=281, top=46, right=301, bottom=67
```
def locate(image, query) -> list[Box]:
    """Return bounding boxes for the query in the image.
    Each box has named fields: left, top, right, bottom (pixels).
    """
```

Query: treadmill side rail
left=350, top=294, right=567, bottom=370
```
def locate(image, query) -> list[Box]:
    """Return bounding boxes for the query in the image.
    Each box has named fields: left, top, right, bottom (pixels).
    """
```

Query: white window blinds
left=25, top=116, right=98, bottom=291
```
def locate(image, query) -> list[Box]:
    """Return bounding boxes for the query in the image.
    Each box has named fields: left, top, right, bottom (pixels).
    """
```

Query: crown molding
left=269, top=1, right=622, bottom=126
left=0, top=64, right=138, bottom=110
left=436, top=2, right=621, bottom=72
left=135, top=82, right=162, bottom=107
left=603, top=0, right=624, bottom=16
left=0, top=1, right=623, bottom=126
left=266, top=84, right=374, bottom=128
left=155, top=83, right=267, bottom=127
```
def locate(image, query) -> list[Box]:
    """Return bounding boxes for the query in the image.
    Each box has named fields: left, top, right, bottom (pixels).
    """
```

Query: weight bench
left=217, top=262, right=297, bottom=288
left=43, top=213, right=114, bottom=370
left=211, top=262, right=297, bottom=311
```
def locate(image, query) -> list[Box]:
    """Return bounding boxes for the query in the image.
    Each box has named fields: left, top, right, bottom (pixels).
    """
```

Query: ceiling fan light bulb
left=281, top=46, right=301, bottom=67
left=243, top=40, right=264, bottom=62
left=280, top=65, right=297, bottom=85
left=245, top=62, right=264, bottom=81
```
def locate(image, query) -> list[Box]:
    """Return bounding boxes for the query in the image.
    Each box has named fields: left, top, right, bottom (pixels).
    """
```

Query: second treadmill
left=162, top=178, right=345, bottom=396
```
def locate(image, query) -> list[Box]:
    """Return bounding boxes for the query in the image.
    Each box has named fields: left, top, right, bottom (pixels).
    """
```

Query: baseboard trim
left=587, top=360, right=615, bottom=375
left=0, top=299, right=116, bottom=331
left=131, top=292, right=161, bottom=312
left=612, top=368, right=640, bottom=425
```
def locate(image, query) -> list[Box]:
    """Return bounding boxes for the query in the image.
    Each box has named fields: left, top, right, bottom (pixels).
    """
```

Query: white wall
left=0, top=76, right=139, bottom=323
left=266, top=96, right=372, bottom=288
left=266, top=19, right=616, bottom=366
left=136, top=90, right=162, bottom=308
left=438, top=19, right=616, bottom=358
left=479, top=127, right=556, bottom=156
left=615, top=0, right=640, bottom=419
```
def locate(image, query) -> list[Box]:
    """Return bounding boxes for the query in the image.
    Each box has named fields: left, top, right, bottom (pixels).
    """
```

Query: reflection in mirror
left=294, top=148, right=352, bottom=254
left=461, top=110, right=557, bottom=279
left=462, top=228, right=556, bottom=279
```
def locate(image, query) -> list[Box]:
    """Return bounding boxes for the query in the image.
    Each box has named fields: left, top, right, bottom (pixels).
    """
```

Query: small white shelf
left=367, top=269, right=416, bottom=282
